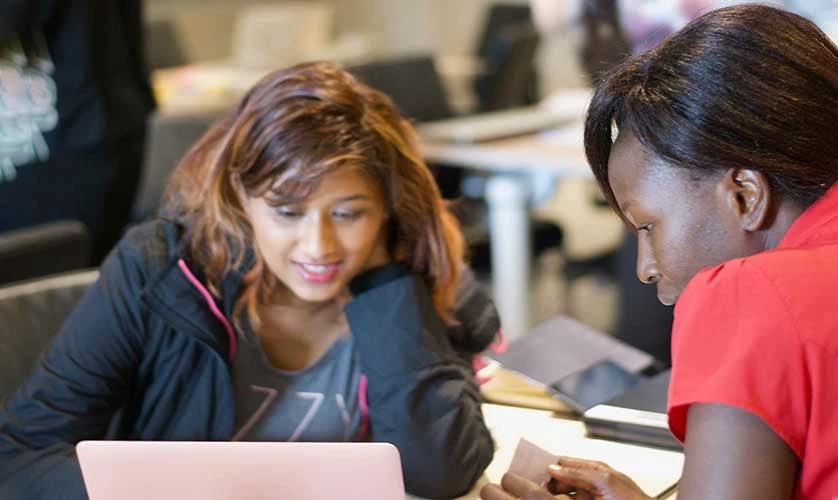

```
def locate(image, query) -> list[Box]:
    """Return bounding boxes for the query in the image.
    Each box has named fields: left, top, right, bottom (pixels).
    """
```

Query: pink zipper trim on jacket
left=177, top=259, right=237, bottom=359
left=357, top=374, right=370, bottom=440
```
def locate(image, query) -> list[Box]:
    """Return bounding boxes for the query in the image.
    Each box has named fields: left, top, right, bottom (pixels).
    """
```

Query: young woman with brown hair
left=0, top=61, right=499, bottom=499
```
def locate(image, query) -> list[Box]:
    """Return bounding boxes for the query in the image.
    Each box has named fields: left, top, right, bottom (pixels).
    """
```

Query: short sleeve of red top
left=667, top=184, right=838, bottom=499
left=668, top=260, right=808, bottom=453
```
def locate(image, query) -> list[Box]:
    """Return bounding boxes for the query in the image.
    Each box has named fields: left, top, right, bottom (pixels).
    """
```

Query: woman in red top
left=481, top=4, right=838, bottom=500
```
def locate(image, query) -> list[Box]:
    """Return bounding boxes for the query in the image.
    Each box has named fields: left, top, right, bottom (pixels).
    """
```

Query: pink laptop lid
left=76, top=441, right=405, bottom=500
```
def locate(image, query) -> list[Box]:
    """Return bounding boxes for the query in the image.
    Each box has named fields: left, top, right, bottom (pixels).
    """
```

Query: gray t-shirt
left=231, top=330, right=363, bottom=442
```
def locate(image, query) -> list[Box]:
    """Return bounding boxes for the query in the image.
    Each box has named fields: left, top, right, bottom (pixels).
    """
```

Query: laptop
left=77, top=441, right=406, bottom=500
left=484, top=316, right=656, bottom=413
left=583, top=370, right=682, bottom=450
left=549, top=359, right=642, bottom=414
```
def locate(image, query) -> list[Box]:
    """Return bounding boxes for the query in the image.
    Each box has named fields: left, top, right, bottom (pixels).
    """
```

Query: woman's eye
left=333, top=209, right=364, bottom=220
left=638, top=224, right=653, bottom=233
left=275, top=207, right=303, bottom=219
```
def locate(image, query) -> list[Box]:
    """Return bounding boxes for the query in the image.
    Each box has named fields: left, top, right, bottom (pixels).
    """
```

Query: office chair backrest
left=133, top=109, right=221, bottom=221
left=475, top=3, right=533, bottom=58
left=0, top=221, right=91, bottom=286
left=349, top=55, right=454, bottom=123
left=349, top=55, right=461, bottom=197
left=475, top=24, right=540, bottom=111
left=0, top=269, right=99, bottom=401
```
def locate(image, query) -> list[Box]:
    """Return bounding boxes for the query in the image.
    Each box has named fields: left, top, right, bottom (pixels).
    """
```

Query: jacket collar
left=139, top=218, right=248, bottom=361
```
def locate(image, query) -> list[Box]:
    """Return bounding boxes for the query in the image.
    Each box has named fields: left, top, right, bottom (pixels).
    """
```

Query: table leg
left=485, top=175, right=531, bottom=340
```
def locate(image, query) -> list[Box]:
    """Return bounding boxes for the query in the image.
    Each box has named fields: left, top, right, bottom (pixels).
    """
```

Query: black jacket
left=0, top=219, right=499, bottom=499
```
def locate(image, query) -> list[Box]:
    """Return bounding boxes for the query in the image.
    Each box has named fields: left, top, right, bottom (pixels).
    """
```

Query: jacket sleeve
left=0, top=245, right=146, bottom=500
left=345, top=264, right=495, bottom=498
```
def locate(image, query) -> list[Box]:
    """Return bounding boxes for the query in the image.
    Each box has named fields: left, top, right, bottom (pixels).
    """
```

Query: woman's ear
left=720, top=168, right=772, bottom=231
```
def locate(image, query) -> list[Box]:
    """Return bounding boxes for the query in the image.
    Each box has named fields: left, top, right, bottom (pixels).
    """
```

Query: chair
left=473, top=4, right=540, bottom=112
left=349, top=55, right=454, bottom=123
left=0, top=221, right=91, bottom=286
left=349, top=55, right=463, bottom=198
left=0, top=269, right=99, bottom=401
left=349, top=55, right=562, bottom=275
left=133, top=109, right=222, bottom=221
left=475, top=4, right=534, bottom=59
left=476, top=25, right=540, bottom=112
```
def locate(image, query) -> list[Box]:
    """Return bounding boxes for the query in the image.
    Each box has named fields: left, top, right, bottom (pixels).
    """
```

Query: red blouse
left=668, top=183, right=838, bottom=499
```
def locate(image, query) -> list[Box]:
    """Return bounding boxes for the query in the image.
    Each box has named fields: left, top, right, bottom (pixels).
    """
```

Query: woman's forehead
left=608, top=133, right=695, bottom=211
left=608, top=132, right=653, bottom=192
left=264, top=164, right=381, bottom=205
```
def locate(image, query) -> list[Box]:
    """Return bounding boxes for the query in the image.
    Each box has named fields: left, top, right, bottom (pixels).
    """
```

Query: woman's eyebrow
left=335, top=194, right=370, bottom=203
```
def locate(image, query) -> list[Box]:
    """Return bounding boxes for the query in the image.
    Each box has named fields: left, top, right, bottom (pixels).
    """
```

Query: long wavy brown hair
left=164, top=61, right=464, bottom=327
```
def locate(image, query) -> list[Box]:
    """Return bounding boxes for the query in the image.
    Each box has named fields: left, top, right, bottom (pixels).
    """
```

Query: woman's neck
left=762, top=200, right=806, bottom=250
left=268, top=293, right=340, bottom=318
left=257, top=284, right=344, bottom=338
left=251, top=288, right=348, bottom=371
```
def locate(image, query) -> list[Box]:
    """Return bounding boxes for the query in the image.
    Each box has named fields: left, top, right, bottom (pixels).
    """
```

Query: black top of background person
left=0, top=0, right=156, bottom=152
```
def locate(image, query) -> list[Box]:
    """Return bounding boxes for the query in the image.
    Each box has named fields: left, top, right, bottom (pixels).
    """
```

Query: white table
left=419, top=91, right=594, bottom=339
left=410, top=403, right=683, bottom=499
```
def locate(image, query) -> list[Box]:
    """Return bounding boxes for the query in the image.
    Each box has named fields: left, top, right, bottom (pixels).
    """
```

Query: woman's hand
left=546, top=457, right=653, bottom=500
left=480, top=471, right=572, bottom=500
left=480, top=457, right=652, bottom=500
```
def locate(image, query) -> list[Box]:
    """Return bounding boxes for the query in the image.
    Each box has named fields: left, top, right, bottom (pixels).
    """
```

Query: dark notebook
left=583, top=370, right=682, bottom=450
left=485, top=316, right=656, bottom=413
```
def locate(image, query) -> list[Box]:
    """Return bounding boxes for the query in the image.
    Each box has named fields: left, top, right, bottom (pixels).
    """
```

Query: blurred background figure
left=533, top=0, right=837, bottom=80
left=0, top=0, right=155, bottom=264
left=532, top=0, right=722, bottom=85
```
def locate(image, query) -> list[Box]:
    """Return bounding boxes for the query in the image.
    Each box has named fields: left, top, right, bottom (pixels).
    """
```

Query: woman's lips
left=294, top=261, right=341, bottom=283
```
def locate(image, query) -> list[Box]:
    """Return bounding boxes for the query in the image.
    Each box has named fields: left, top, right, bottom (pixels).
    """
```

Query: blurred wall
left=145, top=0, right=587, bottom=92
left=145, top=0, right=275, bottom=63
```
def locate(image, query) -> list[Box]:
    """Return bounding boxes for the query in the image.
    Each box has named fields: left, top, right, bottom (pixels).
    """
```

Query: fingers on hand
left=557, top=456, right=613, bottom=472
left=499, top=473, right=556, bottom=500
left=548, top=464, right=618, bottom=495
left=480, top=481, right=554, bottom=500
left=479, top=483, right=517, bottom=500
left=547, top=478, right=576, bottom=495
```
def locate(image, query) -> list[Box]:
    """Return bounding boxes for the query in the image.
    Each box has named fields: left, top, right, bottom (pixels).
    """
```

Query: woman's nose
left=299, top=216, right=338, bottom=259
left=636, top=234, right=661, bottom=284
